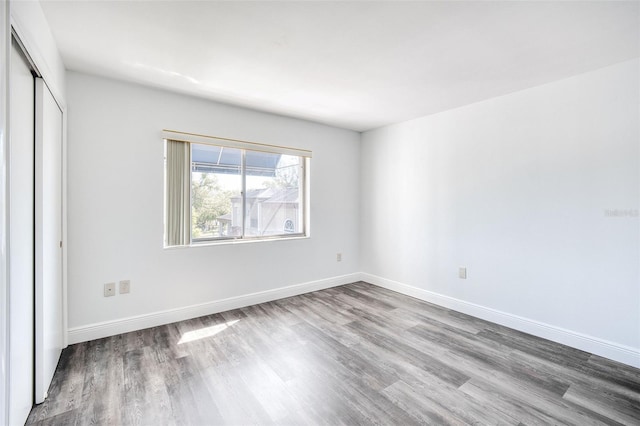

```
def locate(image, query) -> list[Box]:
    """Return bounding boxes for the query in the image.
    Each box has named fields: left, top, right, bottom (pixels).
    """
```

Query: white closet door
left=34, top=78, right=63, bottom=403
left=9, top=38, right=35, bottom=426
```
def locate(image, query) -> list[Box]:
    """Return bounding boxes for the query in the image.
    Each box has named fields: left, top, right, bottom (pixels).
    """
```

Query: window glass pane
left=245, top=152, right=303, bottom=237
left=191, top=145, right=242, bottom=239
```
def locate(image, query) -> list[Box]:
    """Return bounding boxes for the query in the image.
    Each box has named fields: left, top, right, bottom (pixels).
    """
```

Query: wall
left=360, top=59, right=640, bottom=366
left=66, top=72, right=360, bottom=341
left=10, top=0, right=65, bottom=104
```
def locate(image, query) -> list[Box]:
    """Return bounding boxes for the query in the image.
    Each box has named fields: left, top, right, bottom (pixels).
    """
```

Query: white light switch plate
left=459, top=267, right=467, bottom=279
left=119, top=280, right=131, bottom=294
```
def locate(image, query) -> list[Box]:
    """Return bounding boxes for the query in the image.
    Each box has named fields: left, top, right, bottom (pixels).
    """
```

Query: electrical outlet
left=104, top=282, right=116, bottom=297
left=119, top=280, right=131, bottom=294
left=459, top=267, right=467, bottom=279
left=337, top=253, right=342, bottom=262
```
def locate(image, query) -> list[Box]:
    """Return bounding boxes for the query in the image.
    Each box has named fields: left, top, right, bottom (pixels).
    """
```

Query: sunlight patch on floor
left=178, top=319, right=240, bottom=344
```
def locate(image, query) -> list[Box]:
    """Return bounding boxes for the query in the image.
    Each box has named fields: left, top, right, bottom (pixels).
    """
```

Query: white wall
left=10, top=0, right=65, bottom=104
left=66, top=72, right=360, bottom=338
left=361, top=59, right=640, bottom=365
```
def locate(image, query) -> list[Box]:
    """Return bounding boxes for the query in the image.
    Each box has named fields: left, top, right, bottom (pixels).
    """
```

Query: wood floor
left=27, top=282, right=640, bottom=425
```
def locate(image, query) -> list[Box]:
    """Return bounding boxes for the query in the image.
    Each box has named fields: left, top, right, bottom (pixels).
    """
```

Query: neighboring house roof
left=262, top=187, right=299, bottom=204
left=217, top=213, right=232, bottom=223
left=219, top=187, right=299, bottom=221
left=231, top=187, right=298, bottom=203
left=231, top=188, right=271, bottom=202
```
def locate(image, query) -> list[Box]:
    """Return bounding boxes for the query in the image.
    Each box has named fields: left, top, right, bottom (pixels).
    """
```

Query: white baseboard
left=68, top=271, right=639, bottom=369
left=362, top=273, right=640, bottom=369
left=68, top=273, right=361, bottom=344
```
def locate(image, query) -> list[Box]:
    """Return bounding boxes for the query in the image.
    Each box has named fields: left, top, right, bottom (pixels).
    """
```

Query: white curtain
left=166, top=139, right=190, bottom=246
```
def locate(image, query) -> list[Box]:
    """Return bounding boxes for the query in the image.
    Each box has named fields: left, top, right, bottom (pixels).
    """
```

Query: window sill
left=164, top=234, right=309, bottom=250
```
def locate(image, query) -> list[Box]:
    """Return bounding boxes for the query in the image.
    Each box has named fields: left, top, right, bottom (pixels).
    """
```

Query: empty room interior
left=1, top=0, right=639, bottom=425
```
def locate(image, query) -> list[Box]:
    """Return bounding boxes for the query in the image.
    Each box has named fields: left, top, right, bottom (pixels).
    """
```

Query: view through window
left=190, top=143, right=305, bottom=241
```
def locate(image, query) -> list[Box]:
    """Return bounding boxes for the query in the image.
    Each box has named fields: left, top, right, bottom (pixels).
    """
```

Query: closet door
left=8, top=37, right=35, bottom=426
left=34, top=77, right=63, bottom=403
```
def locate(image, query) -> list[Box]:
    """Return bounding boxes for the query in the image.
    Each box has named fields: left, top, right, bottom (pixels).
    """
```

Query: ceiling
left=40, top=0, right=639, bottom=132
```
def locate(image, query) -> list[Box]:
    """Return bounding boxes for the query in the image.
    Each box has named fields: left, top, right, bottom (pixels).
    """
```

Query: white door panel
left=9, top=38, right=35, bottom=426
left=34, top=78, right=63, bottom=404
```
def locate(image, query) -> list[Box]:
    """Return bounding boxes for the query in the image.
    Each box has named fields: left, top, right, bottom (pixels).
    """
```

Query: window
left=164, top=130, right=310, bottom=246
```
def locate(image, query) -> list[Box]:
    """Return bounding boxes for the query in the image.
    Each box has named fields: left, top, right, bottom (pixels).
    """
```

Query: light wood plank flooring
left=27, top=282, right=640, bottom=425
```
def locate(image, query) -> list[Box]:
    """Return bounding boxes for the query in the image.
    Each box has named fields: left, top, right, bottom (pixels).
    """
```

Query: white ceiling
left=40, top=0, right=639, bottom=132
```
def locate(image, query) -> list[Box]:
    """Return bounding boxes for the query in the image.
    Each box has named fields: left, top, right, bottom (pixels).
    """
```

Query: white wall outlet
left=337, top=253, right=342, bottom=262
left=104, top=282, right=116, bottom=297
left=459, top=267, right=467, bottom=279
left=119, top=280, right=131, bottom=294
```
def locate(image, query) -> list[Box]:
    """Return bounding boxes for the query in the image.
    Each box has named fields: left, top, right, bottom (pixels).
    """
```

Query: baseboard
left=68, top=271, right=640, bottom=369
left=362, top=273, right=640, bottom=369
left=68, top=272, right=362, bottom=344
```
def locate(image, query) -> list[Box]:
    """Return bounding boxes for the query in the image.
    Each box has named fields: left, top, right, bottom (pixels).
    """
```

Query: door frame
left=0, top=0, right=10, bottom=423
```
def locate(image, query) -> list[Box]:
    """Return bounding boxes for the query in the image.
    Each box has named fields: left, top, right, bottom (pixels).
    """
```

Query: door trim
left=0, top=0, right=10, bottom=423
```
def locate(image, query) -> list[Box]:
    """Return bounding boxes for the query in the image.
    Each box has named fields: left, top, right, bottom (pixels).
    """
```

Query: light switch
left=459, top=267, right=467, bottom=279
